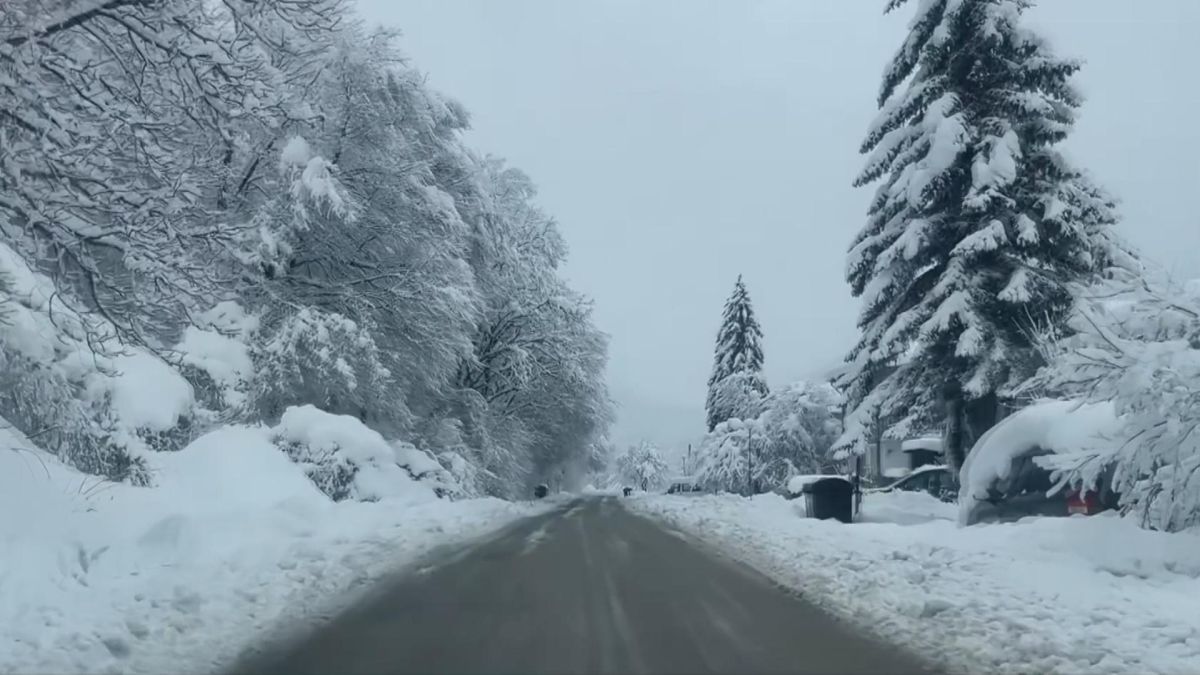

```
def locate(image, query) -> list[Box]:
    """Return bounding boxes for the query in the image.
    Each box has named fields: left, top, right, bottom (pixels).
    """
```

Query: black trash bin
left=800, top=477, right=854, bottom=523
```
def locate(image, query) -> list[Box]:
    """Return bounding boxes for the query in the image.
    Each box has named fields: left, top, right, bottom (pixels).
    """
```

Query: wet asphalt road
left=234, top=497, right=934, bottom=675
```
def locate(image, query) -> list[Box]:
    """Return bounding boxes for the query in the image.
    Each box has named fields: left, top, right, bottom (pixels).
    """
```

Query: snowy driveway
left=234, top=497, right=934, bottom=674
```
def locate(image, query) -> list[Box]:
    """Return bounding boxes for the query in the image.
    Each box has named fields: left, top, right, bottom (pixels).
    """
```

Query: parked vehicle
left=963, top=454, right=1118, bottom=525
left=534, top=484, right=549, bottom=499
left=866, top=465, right=958, bottom=503
left=666, top=479, right=703, bottom=495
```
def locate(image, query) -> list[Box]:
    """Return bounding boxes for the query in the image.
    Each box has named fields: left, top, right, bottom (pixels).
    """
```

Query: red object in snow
left=1066, top=489, right=1101, bottom=515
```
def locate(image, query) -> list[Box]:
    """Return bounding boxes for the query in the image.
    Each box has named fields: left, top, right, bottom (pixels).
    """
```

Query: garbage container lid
left=788, top=474, right=852, bottom=495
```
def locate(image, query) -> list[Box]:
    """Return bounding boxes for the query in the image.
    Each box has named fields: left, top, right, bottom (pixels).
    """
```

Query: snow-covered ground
left=0, top=423, right=548, bottom=675
left=629, top=491, right=1200, bottom=675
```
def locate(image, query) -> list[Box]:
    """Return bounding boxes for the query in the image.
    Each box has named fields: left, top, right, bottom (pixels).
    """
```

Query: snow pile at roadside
left=630, top=493, right=1200, bottom=675
left=859, top=489, right=956, bottom=525
left=0, top=422, right=548, bottom=675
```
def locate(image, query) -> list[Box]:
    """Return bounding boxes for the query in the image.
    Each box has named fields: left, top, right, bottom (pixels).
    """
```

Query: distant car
left=622, top=486, right=633, bottom=497
left=534, top=484, right=549, bottom=499
left=666, top=480, right=703, bottom=495
left=866, top=465, right=958, bottom=503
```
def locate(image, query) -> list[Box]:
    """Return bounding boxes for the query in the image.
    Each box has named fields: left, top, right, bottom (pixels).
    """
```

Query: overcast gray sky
left=355, top=0, right=1200, bottom=452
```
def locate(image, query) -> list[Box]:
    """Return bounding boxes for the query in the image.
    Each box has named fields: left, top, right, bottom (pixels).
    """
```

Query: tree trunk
left=943, top=385, right=1001, bottom=474
left=942, top=382, right=968, bottom=474
left=965, top=392, right=999, bottom=442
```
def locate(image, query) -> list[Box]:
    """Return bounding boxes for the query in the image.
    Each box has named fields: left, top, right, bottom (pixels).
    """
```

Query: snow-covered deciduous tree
left=757, top=381, right=845, bottom=480
left=706, top=276, right=767, bottom=431
left=695, top=418, right=761, bottom=495
left=697, top=380, right=844, bottom=494
left=615, top=441, right=670, bottom=491
left=0, top=0, right=343, bottom=343
left=0, top=4, right=613, bottom=499
left=446, top=158, right=612, bottom=496
left=1027, top=268, right=1200, bottom=532
left=837, top=0, right=1120, bottom=471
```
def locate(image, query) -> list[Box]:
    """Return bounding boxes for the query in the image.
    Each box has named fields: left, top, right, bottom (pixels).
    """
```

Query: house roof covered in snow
left=901, top=437, right=942, bottom=453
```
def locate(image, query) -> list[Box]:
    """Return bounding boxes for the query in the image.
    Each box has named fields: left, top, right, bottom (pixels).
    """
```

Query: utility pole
left=746, top=424, right=753, bottom=496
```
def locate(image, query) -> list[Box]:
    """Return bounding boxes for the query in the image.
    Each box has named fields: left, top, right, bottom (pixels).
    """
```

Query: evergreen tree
left=705, top=276, right=768, bottom=431
left=836, top=0, right=1119, bottom=470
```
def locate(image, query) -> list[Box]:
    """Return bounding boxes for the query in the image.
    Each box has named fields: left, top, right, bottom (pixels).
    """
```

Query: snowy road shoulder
left=0, top=427, right=552, bottom=675
left=626, top=493, right=1200, bottom=675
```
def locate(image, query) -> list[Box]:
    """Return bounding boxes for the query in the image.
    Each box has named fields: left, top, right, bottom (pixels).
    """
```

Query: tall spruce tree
left=706, top=276, right=768, bottom=431
left=835, top=0, right=1119, bottom=470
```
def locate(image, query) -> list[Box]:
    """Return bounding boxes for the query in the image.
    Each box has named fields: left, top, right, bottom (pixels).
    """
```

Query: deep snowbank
left=629, top=493, right=1200, bottom=675
left=0, top=422, right=547, bottom=675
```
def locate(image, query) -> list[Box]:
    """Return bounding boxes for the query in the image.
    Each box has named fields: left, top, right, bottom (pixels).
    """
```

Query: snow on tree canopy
left=615, top=441, right=670, bottom=491
left=836, top=0, right=1122, bottom=466
left=0, top=1, right=613, bottom=500
left=706, top=276, right=768, bottom=431
left=1028, top=269, right=1200, bottom=532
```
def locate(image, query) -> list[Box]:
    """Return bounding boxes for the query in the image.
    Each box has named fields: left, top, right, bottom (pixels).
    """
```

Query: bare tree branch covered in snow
left=1027, top=267, right=1200, bottom=532
left=0, top=2, right=612, bottom=498
left=0, top=0, right=344, bottom=342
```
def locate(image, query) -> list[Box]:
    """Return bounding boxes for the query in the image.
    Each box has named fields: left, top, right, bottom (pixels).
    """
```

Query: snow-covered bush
left=1029, top=270, right=1200, bottom=531
left=393, top=441, right=466, bottom=499
left=269, top=405, right=453, bottom=503
left=171, top=302, right=258, bottom=414
left=0, top=244, right=203, bottom=483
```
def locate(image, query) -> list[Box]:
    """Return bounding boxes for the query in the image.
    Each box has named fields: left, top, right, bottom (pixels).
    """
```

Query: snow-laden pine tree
left=836, top=0, right=1119, bottom=470
left=706, top=276, right=768, bottom=431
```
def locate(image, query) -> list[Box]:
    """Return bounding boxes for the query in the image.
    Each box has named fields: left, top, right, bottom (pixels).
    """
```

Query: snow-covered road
left=236, top=497, right=933, bottom=675
left=629, top=492, right=1200, bottom=675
